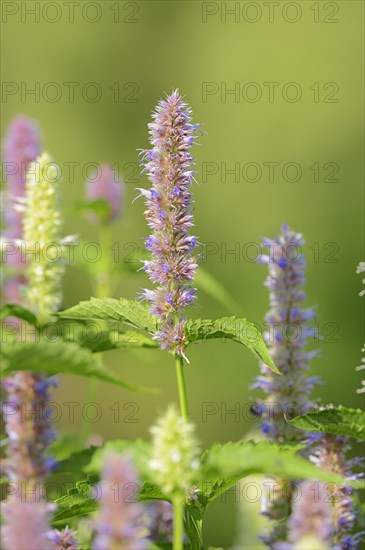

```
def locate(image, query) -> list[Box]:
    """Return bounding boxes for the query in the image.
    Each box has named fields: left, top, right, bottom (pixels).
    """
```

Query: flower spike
left=93, top=452, right=149, bottom=550
left=23, top=152, right=63, bottom=321
left=138, top=90, right=200, bottom=358
left=149, top=405, right=200, bottom=498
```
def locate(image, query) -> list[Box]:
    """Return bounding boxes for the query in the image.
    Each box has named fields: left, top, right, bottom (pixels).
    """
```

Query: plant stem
left=173, top=496, right=184, bottom=550
left=175, top=354, right=189, bottom=420
left=83, top=224, right=112, bottom=443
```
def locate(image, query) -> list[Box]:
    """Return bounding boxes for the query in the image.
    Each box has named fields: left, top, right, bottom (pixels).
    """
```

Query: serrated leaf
left=52, top=475, right=98, bottom=526
left=199, top=440, right=352, bottom=506
left=139, top=482, right=167, bottom=502
left=287, top=406, right=365, bottom=441
left=185, top=317, right=279, bottom=374
left=58, top=297, right=159, bottom=334
left=52, top=478, right=165, bottom=527
left=58, top=318, right=157, bottom=352
left=0, top=340, right=157, bottom=393
left=76, top=328, right=158, bottom=353
left=0, top=303, right=37, bottom=325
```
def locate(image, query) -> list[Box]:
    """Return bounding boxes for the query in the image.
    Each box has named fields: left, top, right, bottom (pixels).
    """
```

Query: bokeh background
left=1, top=1, right=364, bottom=547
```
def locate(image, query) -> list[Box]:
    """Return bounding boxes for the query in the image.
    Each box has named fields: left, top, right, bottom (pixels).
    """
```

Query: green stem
left=83, top=224, right=112, bottom=443
left=175, top=354, right=189, bottom=420
left=173, top=496, right=184, bottom=550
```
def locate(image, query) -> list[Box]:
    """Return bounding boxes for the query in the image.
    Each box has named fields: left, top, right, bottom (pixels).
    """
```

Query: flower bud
left=23, top=152, right=63, bottom=320
left=149, top=405, right=200, bottom=497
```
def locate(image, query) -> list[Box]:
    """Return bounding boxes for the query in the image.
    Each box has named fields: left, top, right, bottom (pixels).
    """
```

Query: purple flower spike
left=253, top=225, right=319, bottom=545
left=288, top=482, right=333, bottom=543
left=1, top=493, right=56, bottom=550
left=2, top=116, right=41, bottom=307
left=254, top=225, right=362, bottom=549
left=254, top=225, right=317, bottom=445
left=138, top=90, right=200, bottom=357
left=148, top=501, right=174, bottom=543
left=93, top=453, right=149, bottom=550
left=311, top=433, right=360, bottom=548
left=273, top=482, right=334, bottom=550
left=2, top=372, right=57, bottom=481
left=86, top=163, right=124, bottom=224
left=3, top=115, right=41, bottom=235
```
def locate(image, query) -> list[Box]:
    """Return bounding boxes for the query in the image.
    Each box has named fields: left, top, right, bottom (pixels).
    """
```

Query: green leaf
left=48, top=432, right=91, bottom=461
left=55, top=447, right=99, bottom=474
left=139, top=482, right=167, bottom=502
left=75, top=327, right=158, bottom=353
left=52, top=478, right=166, bottom=527
left=0, top=303, right=37, bottom=325
left=52, top=475, right=98, bottom=526
left=0, top=340, right=157, bottom=393
left=57, top=317, right=157, bottom=352
left=286, top=406, right=365, bottom=441
left=195, top=267, right=240, bottom=312
left=85, top=439, right=152, bottom=477
left=199, top=440, right=352, bottom=506
left=58, top=297, right=159, bottom=334
left=184, top=317, right=279, bottom=374
left=185, top=503, right=204, bottom=550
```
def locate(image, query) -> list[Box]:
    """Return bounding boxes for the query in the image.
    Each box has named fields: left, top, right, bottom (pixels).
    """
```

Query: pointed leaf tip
left=184, top=317, right=280, bottom=374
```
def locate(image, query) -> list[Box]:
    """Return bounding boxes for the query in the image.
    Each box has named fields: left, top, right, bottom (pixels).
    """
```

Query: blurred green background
left=1, top=1, right=364, bottom=547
